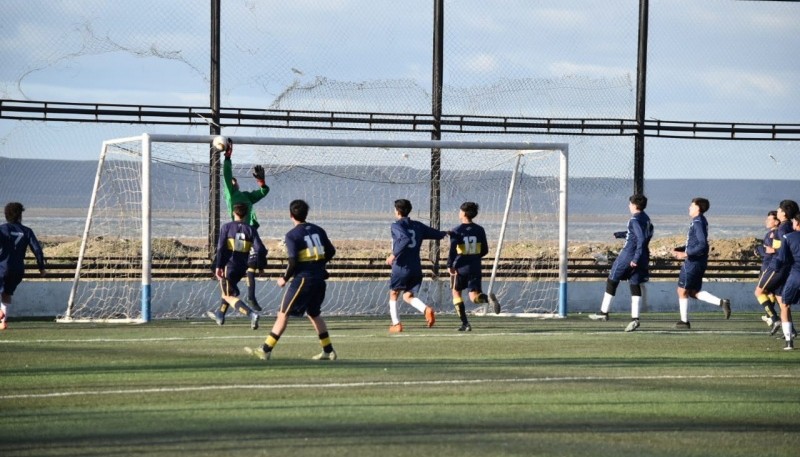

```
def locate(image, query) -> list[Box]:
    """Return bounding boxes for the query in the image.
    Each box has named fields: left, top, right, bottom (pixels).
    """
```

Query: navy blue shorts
left=678, top=260, right=707, bottom=291
left=219, top=265, right=246, bottom=297
left=450, top=269, right=482, bottom=293
left=281, top=277, right=326, bottom=318
left=757, top=267, right=787, bottom=295
left=390, top=270, right=423, bottom=295
left=781, top=274, right=800, bottom=306
left=608, top=258, right=649, bottom=285
left=0, top=270, right=23, bottom=296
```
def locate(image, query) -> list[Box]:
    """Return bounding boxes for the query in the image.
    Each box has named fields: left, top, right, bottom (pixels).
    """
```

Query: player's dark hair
left=779, top=199, right=799, bottom=220
left=394, top=199, right=412, bottom=217
left=768, top=210, right=778, bottom=218
left=629, top=194, right=647, bottom=211
left=232, top=203, right=248, bottom=219
left=793, top=212, right=800, bottom=225
left=460, top=201, right=479, bottom=220
left=692, top=197, right=710, bottom=214
left=290, top=199, right=309, bottom=222
left=4, top=202, right=24, bottom=223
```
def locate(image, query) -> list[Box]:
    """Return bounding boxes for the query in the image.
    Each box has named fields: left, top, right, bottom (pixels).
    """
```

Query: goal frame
left=62, top=133, right=569, bottom=322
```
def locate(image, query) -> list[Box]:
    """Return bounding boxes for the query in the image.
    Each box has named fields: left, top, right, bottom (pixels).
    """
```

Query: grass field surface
left=1, top=313, right=799, bottom=456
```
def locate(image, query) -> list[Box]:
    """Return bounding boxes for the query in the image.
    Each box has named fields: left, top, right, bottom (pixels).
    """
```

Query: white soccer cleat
left=624, top=319, right=640, bottom=332
left=312, top=350, right=337, bottom=361
left=244, top=346, right=270, bottom=361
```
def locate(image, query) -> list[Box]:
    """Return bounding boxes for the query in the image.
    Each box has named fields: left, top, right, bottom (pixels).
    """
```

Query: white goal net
left=61, top=134, right=567, bottom=322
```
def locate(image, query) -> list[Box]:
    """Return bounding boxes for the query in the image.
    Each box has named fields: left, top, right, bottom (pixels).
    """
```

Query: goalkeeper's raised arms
left=224, top=138, right=233, bottom=158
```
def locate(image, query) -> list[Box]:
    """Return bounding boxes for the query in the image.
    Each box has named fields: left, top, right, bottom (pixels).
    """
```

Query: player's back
left=285, top=222, right=335, bottom=280
left=391, top=217, right=444, bottom=273
left=0, top=222, right=43, bottom=273
left=769, top=220, right=795, bottom=271
left=217, top=221, right=261, bottom=270
left=779, top=230, right=800, bottom=275
left=448, top=222, right=488, bottom=270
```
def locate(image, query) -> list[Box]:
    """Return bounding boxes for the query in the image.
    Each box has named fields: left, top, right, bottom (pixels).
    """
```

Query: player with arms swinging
left=0, top=202, right=46, bottom=330
left=386, top=199, right=449, bottom=333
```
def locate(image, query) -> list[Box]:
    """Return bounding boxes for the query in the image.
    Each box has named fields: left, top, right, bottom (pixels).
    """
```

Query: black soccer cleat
left=674, top=320, right=691, bottom=330
left=720, top=299, right=731, bottom=320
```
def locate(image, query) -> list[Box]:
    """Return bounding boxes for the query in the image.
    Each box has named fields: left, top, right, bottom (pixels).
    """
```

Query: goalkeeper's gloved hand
left=253, top=165, right=266, bottom=187
left=224, top=138, right=233, bottom=159
left=613, top=231, right=626, bottom=239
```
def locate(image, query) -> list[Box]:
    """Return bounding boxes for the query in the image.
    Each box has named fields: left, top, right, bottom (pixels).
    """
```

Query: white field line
left=2, top=374, right=795, bottom=400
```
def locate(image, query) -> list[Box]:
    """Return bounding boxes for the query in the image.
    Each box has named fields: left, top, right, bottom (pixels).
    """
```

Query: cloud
left=700, top=70, right=789, bottom=98
left=463, top=53, right=498, bottom=74
left=548, top=61, right=631, bottom=79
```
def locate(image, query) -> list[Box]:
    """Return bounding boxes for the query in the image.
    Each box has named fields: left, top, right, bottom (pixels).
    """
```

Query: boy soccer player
left=221, top=139, right=270, bottom=313
left=773, top=212, right=800, bottom=350
left=447, top=202, right=491, bottom=332
left=386, top=199, right=448, bottom=333
left=756, top=200, right=798, bottom=336
left=245, top=199, right=338, bottom=361
left=671, top=197, right=732, bottom=329
left=206, top=203, right=265, bottom=330
left=0, top=202, right=46, bottom=330
left=754, top=210, right=780, bottom=327
left=589, top=194, right=654, bottom=332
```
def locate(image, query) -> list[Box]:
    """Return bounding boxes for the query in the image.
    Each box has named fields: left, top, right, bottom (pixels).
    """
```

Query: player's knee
left=605, top=279, right=620, bottom=296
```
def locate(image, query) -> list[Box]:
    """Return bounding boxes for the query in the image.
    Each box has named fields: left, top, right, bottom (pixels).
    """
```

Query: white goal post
left=61, top=134, right=568, bottom=323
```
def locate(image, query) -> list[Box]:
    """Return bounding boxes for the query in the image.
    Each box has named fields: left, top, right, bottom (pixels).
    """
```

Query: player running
left=0, top=202, right=46, bottom=330
left=447, top=202, right=492, bottom=332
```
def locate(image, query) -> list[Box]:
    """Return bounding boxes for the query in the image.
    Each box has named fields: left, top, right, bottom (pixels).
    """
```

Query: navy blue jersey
left=284, top=222, right=335, bottom=280
left=756, top=227, right=777, bottom=271
left=682, top=214, right=709, bottom=261
left=214, top=220, right=266, bottom=271
left=768, top=220, right=795, bottom=271
left=390, top=217, right=447, bottom=276
left=447, top=222, right=488, bottom=271
left=0, top=222, right=45, bottom=274
left=776, top=230, right=800, bottom=305
left=617, top=211, right=653, bottom=266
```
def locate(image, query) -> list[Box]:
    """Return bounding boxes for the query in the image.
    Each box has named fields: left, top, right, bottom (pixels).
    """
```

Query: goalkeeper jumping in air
left=215, top=138, right=270, bottom=321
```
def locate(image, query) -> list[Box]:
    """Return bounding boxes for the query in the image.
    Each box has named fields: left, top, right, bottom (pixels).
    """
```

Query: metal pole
left=429, top=0, right=444, bottom=280
left=487, top=153, right=522, bottom=302
left=633, top=0, right=649, bottom=195
left=208, top=0, right=222, bottom=259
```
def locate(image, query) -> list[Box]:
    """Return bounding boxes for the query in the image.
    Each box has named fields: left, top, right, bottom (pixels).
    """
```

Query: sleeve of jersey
left=214, top=226, right=229, bottom=268
left=479, top=229, right=489, bottom=257
left=323, top=230, right=336, bottom=262
left=446, top=230, right=459, bottom=267
left=630, top=220, right=645, bottom=262
left=686, top=221, right=708, bottom=256
left=248, top=184, right=270, bottom=204
left=222, top=158, right=235, bottom=201
left=391, top=225, right=410, bottom=256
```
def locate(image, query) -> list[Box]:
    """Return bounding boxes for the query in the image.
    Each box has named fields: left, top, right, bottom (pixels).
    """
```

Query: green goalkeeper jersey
left=222, top=157, right=270, bottom=229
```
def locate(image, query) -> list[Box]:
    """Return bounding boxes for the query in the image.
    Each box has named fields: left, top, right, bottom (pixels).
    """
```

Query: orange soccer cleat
left=389, top=323, right=404, bottom=333
left=424, top=307, right=436, bottom=328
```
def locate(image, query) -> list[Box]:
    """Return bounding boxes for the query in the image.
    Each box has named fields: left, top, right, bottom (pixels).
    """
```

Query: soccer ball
left=212, top=135, right=228, bottom=152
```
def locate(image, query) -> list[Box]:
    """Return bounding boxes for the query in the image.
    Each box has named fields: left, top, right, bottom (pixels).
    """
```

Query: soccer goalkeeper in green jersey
left=219, top=139, right=269, bottom=315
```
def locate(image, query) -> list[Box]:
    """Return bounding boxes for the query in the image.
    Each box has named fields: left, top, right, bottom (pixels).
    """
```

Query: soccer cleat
left=588, top=312, right=609, bottom=321
left=674, top=320, right=691, bottom=330
left=761, top=315, right=770, bottom=324
left=389, top=323, right=404, bottom=333
left=244, top=345, right=271, bottom=361
left=489, top=293, right=501, bottom=314
left=206, top=310, right=225, bottom=326
left=784, top=340, right=794, bottom=351
left=250, top=313, right=260, bottom=331
left=312, top=350, right=337, bottom=361
left=624, top=319, right=640, bottom=332
left=769, top=320, right=782, bottom=336
left=424, top=306, right=436, bottom=328
left=720, top=299, right=731, bottom=319
left=458, top=323, right=472, bottom=332
left=246, top=298, right=262, bottom=312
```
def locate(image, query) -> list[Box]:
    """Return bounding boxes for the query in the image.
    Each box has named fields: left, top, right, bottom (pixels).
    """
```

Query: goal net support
left=61, top=134, right=568, bottom=322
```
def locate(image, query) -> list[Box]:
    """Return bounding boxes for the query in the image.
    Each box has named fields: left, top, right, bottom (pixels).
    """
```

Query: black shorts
left=0, top=270, right=24, bottom=296
left=219, top=265, right=247, bottom=297
left=450, top=270, right=482, bottom=293
left=281, top=277, right=327, bottom=318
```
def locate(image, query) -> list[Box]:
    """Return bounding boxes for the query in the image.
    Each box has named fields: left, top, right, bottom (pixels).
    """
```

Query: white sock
left=389, top=300, right=400, bottom=325
left=0, top=303, right=7, bottom=320
left=631, top=295, right=641, bottom=319
left=695, top=291, right=721, bottom=306
left=784, top=322, right=793, bottom=341
left=679, top=298, right=689, bottom=322
left=409, top=297, right=428, bottom=313
left=600, top=293, right=613, bottom=314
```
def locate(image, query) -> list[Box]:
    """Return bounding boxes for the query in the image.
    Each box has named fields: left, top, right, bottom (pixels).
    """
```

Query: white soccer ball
left=212, top=135, right=228, bottom=152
